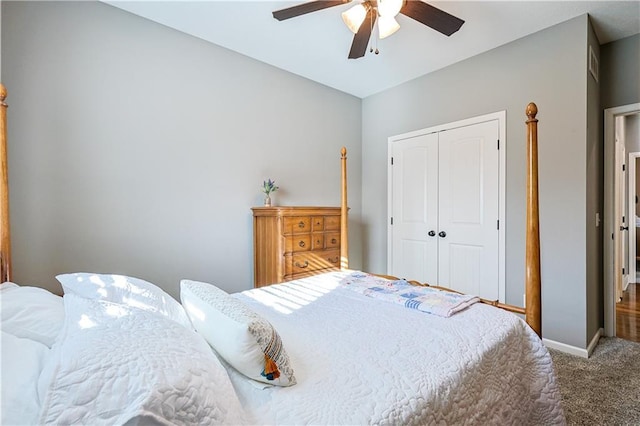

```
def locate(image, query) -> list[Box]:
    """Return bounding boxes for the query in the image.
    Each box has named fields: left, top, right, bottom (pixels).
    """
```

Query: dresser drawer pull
left=295, top=261, right=309, bottom=269
left=331, top=238, right=337, bottom=244
left=298, top=221, right=306, bottom=228
left=298, top=241, right=306, bottom=248
left=328, top=256, right=339, bottom=264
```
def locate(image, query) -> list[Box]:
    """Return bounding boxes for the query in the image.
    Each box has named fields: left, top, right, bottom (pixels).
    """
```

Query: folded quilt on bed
left=341, top=272, right=479, bottom=317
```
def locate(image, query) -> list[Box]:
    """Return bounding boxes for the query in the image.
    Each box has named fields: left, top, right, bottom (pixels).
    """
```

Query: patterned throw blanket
left=340, top=272, right=479, bottom=317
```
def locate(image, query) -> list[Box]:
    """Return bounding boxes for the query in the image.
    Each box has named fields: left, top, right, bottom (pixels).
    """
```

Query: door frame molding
left=604, top=103, right=640, bottom=337
left=387, top=111, right=506, bottom=303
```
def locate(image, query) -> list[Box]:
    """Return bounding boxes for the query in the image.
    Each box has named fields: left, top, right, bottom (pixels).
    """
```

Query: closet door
left=390, top=133, right=439, bottom=284
left=438, top=120, right=500, bottom=299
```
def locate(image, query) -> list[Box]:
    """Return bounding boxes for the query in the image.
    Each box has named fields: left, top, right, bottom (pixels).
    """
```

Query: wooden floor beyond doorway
left=616, top=283, right=639, bottom=342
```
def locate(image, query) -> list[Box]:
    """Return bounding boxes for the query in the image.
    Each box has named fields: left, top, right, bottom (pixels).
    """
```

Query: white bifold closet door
left=391, top=120, right=499, bottom=300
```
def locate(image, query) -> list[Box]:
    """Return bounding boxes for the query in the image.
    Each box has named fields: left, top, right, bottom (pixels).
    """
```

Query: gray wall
left=586, top=19, right=602, bottom=343
left=2, top=1, right=362, bottom=297
left=626, top=115, right=640, bottom=154
left=637, top=156, right=640, bottom=218
left=0, top=1, right=2, bottom=79
left=601, top=34, right=640, bottom=109
left=362, top=15, right=590, bottom=347
left=628, top=115, right=640, bottom=153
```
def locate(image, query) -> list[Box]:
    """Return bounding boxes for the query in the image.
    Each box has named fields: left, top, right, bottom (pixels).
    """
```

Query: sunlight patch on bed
left=244, top=288, right=301, bottom=314
left=295, top=274, right=342, bottom=293
left=86, top=274, right=151, bottom=296
left=243, top=272, right=347, bottom=315
left=261, top=286, right=310, bottom=306
left=78, top=314, right=96, bottom=329
left=275, top=283, right=321, bottom=301
left=244, top=291, right=293, bottom=314
left=104, top=304, right=129, bottom=318
left=122, top=296, right=157, bottom=312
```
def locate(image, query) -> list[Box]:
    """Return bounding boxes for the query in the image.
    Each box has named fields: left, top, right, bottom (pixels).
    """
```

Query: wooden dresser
left=252, top=206, right=342, bottom=287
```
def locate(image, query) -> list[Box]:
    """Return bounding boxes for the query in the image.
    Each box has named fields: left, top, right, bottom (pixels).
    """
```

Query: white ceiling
left=106, top=1, right=640, bottom=98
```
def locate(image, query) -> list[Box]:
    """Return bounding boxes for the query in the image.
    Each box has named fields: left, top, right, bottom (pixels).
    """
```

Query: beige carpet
left=549, top=337, right=640, bottom=425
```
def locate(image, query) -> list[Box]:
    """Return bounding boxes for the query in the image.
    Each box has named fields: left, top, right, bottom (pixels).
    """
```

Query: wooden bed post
left=525, top=103, right=541, bottom=337
left=340, top=147, right=349, bottom=270
left=0, top=83, right=11, bottom=283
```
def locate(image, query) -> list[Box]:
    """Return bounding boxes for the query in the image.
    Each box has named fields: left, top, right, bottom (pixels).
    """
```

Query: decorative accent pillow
left=180, top=279, right=296, bottom=386
left=56, top=273, right=192, bottom=330
left=0, top=282, right=65, bottom=347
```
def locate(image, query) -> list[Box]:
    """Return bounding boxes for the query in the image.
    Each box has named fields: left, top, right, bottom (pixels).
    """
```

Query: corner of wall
left=543, top=327, right=602, bottom=358
left=585, top=13, right=603, bottom=346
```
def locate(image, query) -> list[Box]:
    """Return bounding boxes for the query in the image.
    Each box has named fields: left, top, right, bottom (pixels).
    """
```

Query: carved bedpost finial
left=526, top=102, right=538, bottom=122
left=341, top=146, right=347, bottom=158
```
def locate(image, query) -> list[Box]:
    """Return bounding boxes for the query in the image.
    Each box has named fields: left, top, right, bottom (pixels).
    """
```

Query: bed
left=0, top=83, right=565, bottom=425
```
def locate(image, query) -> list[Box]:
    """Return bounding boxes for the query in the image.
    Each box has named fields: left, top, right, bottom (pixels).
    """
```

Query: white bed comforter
left=37, top=293, right=247, bottom=425
left=231, top=271, right=565, bottom=425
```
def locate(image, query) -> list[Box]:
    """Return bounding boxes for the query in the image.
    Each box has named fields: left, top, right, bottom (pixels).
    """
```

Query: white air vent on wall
left=589, top=45, right=599, bottom=82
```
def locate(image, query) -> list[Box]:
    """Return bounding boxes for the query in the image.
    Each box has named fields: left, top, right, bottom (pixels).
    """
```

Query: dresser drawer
left=283, top=217, right=311, bottom=235
left=325, top=232, right=340, bottom=249
left=311, top=217, right=324, bottom=231
left=286, top=250, right=340, bottom=276
left=324, top=216, right=340, bottom=231
left=312, top=233, right=324, bottom=250
left=285, top=235, right=311, bottom=252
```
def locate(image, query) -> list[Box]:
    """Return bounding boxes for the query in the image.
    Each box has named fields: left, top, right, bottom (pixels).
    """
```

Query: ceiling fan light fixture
left=341, top=3, right=368, bottom=34
left=272, top=0, right=465, bottom=59
left=377, top=0, right=404, bottom=17
left=378, top=15, right=400, bottom=39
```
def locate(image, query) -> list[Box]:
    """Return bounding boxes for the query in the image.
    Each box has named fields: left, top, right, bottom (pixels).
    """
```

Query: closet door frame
left=387, top=111, right=507, bottom=303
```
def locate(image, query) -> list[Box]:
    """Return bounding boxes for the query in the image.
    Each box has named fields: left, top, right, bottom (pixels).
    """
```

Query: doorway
left=604, top=104, right=640, bottom=338
left=627, top=153, right=640, bottom=284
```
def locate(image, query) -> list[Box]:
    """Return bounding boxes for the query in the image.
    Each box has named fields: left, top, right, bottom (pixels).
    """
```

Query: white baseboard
left=543, top=328, right=603, bottom=359
left=586, top=327, right=604, bottom=356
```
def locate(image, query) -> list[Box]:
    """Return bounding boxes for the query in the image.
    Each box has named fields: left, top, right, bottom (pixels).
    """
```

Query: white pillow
left=0, top=282, right=64, bottom=347
left=56, top=273, right=192, bottom=330
left=0, top=281, right=18, bottom=291
left=180, top=279, right=296, bottom=387
left=38, top=294, right=247, bottom=425
left=1, top=331, right=49, bottom=426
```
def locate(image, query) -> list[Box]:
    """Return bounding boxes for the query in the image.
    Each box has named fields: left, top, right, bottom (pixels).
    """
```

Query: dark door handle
left=428, top=230, right=436, bottom=237
left=621, top=226, right=629, bottom=231
left=439, top=231, right=447, bottom=238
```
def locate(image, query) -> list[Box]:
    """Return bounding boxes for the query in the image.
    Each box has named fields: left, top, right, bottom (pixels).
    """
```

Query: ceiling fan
left=272, top=0, right=465, bottom=59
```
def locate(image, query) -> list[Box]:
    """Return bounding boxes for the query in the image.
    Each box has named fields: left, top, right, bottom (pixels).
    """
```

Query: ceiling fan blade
left=348, top=7, right=376, bottom=59
left=273, top=0, right=351, bottom=21
left=400, top=1, right=464, bottom=36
